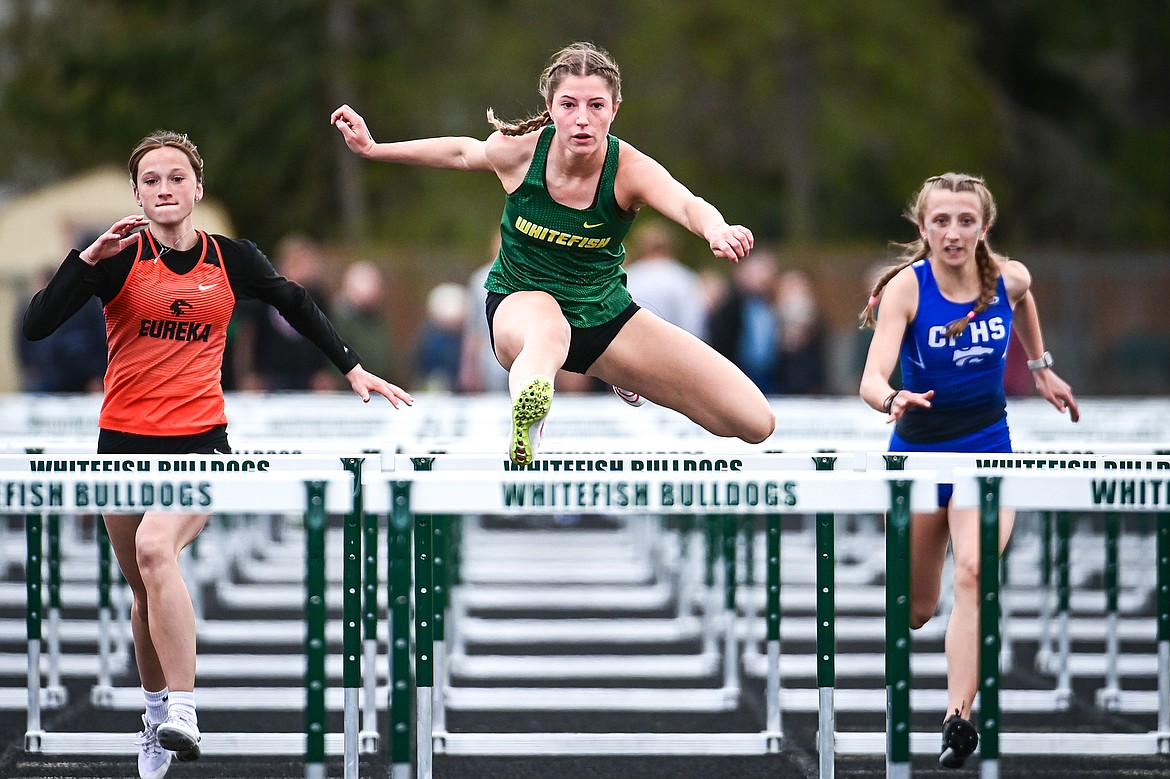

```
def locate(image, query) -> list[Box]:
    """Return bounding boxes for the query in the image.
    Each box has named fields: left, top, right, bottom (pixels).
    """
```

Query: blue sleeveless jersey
left=894, top=259, right=1013, bottom=443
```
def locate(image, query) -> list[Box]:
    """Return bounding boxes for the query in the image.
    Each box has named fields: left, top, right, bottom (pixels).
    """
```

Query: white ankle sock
left=166, top=690, right=197, bottom=725
left=142, top=686, right=169, bottom=726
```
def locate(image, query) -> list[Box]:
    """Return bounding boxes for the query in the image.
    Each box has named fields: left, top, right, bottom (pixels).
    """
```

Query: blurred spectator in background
left=774, top=268, right=826, bottom=394
left=415, top=281, right=466, bottom=391
left=331, top=260, right=396, bottom=383
left=695, top=269, right=729, bottom=342
left=459, top=235, right=510, bottom=393
left=706, top=249, right=782, bottom=394
left=17, top=263, right=107, bottom=392
left=232, top=234, right=336, bottom=391
left=623, top=219, right=704, bottom=337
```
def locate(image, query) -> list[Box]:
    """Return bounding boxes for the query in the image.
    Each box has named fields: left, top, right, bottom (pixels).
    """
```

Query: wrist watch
left=1027, top=351, right=1054, bottom=371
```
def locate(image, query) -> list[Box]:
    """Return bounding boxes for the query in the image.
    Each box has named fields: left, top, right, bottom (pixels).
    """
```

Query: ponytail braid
left=942, top=242, right=1002, bottom=338
left=858, top=238, right=929, bottom=329
left=486, top=108, right=552, bottom=136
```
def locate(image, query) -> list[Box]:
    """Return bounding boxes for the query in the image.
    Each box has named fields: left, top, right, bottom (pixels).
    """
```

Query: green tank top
left=485, top=125, right=635, bottom=328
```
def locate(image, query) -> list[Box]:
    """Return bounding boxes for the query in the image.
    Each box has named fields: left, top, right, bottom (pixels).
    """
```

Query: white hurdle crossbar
left=948, top=465, right=1170, bottom=776
left=1, top=454, right=366, bottom=779
left=387, top=464, right=938, bottom=779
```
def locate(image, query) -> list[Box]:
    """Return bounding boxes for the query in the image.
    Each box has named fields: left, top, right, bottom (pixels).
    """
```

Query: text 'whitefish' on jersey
left=513, top=216, right=613, bottom=250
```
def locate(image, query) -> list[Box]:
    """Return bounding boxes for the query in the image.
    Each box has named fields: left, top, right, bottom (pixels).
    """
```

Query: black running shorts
left=485, top=291, right=640, bottom=374
left=97, top=425, right=232, bottom=455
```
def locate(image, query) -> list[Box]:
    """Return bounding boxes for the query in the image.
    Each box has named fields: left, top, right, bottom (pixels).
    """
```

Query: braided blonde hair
left=486, top=42, right=622, bottom=136
left=859, top=173, right=1005, bottom=338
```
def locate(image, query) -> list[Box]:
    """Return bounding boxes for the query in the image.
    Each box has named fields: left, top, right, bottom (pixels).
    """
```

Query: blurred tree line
left=0, top=0, right=1166, bottom=257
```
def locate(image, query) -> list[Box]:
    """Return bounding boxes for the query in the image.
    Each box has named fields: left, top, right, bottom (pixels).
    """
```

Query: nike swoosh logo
left=198, top=283, right=217, bottom=291
left=583, top=222, right=604, bottom=229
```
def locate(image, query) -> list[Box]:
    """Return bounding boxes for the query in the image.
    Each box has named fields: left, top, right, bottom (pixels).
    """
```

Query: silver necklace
left=155, top=227, right=196, bottom=258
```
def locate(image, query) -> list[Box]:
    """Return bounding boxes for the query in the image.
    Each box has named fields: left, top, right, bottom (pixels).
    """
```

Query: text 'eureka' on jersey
left=136, top=297, right=215, bottom=343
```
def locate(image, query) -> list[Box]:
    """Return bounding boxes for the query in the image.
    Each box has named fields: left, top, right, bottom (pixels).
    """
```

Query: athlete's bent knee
left=135, top=537, right=177, bottom=582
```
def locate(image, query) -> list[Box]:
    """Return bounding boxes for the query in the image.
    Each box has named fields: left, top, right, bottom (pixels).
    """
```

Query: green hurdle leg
left=388, top=481, right=414, bottom=779
left=885, top=479, right=913, bottom=779
left=340, top=458, right=365, bottom=779
left=24, top=512, right=44, bottom=751
left=977, top=476, right=1003, bottom=779
left=431, top=515, right=450, bottom=736
left=1156, top=512, right=1168, bottom=753
left=304, top=481, right=328, bottom=779
left=414, top=510, right=435, bottom=778
left=812, top=455, right=838, bottom=778
left=764, top=511, right=782, bottom=751
left=24, top=446, right=49, bottom=732
left=44, top=514, right=65, bottom=705
left=361, top=501, right=381, bottom=752
left=410, top=457, right=449, bottom=741
left=1054, top=512, right=1072, bottom=708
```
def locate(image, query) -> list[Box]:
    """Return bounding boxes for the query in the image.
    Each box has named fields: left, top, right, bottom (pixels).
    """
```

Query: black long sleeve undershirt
left=22, top=233, right=362, bottom=375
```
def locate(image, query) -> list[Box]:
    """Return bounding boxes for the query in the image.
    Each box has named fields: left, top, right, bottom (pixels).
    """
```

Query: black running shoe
left=939, top=710, right=978, bottom=768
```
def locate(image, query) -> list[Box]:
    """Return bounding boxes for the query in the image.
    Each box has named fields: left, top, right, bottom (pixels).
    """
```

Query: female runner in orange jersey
left=23, top=130, right=412, bottom=779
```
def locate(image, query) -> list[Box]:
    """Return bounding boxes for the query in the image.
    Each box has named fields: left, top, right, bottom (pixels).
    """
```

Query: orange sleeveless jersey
left=100, top=231, right=235, bottom=436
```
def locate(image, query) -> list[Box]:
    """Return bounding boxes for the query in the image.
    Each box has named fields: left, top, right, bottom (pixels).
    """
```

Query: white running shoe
left=510, top=376, right=553, bottom=465
left=612, top=385, right=646, bottom=407
left=156, top=712, right=201, bottom=762
left=137, top=714, right=173, bottom=779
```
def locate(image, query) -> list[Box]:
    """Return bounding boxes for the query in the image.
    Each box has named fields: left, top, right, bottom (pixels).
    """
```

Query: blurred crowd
left=16, top=222, right=1046, bottom=399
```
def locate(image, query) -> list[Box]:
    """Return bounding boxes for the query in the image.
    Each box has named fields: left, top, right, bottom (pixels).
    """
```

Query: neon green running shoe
left=509, top=375, right=553, bottom=465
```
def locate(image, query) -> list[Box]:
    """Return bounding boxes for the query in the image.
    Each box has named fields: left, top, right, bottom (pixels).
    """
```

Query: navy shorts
left=97, top=425, right=232, bottom=455
left=888, top=418, right=1012, bottom=507
left=485, top=291, right=640, bottom=374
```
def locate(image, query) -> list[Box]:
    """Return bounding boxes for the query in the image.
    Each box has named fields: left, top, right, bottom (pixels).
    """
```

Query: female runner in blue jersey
left=859, top=173, right=1079, bottom=768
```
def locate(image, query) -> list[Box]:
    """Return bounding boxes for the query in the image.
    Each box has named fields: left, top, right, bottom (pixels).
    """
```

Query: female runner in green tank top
left=332, top=41, right=775, bottom=464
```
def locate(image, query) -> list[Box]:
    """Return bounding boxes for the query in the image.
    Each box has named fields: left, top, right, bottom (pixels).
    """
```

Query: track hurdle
left=871, top=451, right=1168, bottom=708
left=387, top=465, right=937, bottom=779
left=0, top=454, right=367, bottom=779
left=948, top=465, right=1170, bottom=776
left=389, top=448, right=880, bottom=777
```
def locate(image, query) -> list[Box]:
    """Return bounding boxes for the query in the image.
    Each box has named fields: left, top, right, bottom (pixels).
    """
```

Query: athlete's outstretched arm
left=1013, top=286, right=1079, bottom=422
left=330, top=104, right=493, bottom=172
left=617, top=146, right=753, bottom=262
left=859, top=268, right=934, bottom=422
